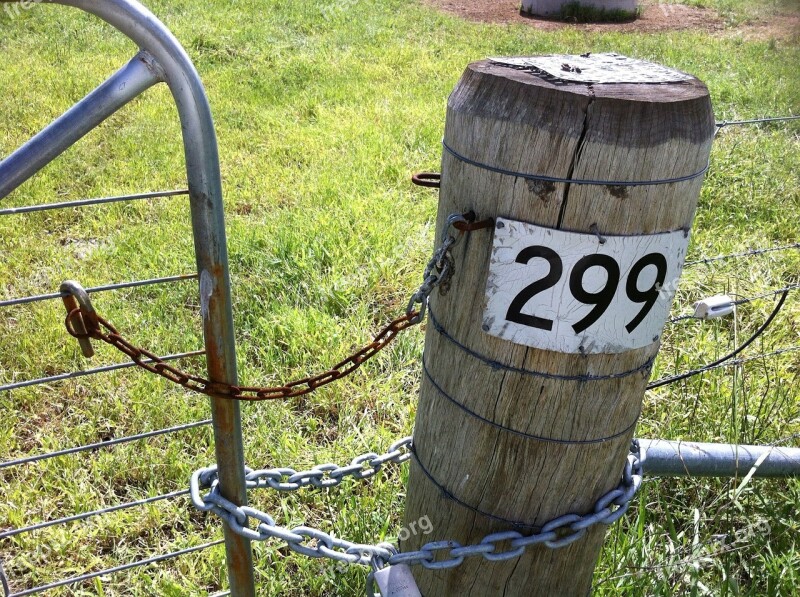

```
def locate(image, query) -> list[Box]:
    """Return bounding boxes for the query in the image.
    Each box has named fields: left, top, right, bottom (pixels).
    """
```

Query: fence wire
left=668, top=283, right=799, bottom=323
left=0, top=349, right=205, bottom=393
left=0, top=274, right=198, bottom=308
left=684, top=242, right=800, bottom=267
left=0, top=184, right=213, bottom=594
left=650, top=289, right=790, bottom=389
left=0, top=490, right=190, bottom=541
left=3, top=540, right=224, bottom=597
left=716, top=115, right=800, bottom=129
left=0, top=189, right=188, bottom=216
left=0, top=418, right=210, bottom=470
left=649, top=345, right=800, bottom=390
left=658, top=232, right=799, bottom=386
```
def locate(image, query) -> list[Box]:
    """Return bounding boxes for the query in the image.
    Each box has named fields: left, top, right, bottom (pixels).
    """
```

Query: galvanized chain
left=189, top=439, right=643, bottom=595
left=190, top=437, right=414, bottom=568
left=61, top=213, right=485, bottom=402
left=406, top=213, right=467, bottom=324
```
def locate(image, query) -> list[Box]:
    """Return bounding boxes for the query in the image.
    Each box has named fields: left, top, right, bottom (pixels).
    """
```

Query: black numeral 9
left=569, top=255, right=620, bottom=334
left=624, top=253, right=668, bottom=333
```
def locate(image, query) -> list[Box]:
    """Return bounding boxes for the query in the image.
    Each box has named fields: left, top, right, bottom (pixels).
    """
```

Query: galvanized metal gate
left=0, top=0, right=255, bottom=594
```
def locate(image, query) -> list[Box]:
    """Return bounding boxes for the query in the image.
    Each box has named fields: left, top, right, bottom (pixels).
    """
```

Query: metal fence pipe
left=50, top=1, right=253, bottom=593
left=0, top=50, right=164, bottom=200
left=640, top=438, right=800, bottom=478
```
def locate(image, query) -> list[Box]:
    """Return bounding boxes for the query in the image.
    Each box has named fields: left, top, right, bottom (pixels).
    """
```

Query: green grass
left=0, top=0, right=798, bottom=595
left=660, top=0, right=799, bottom=25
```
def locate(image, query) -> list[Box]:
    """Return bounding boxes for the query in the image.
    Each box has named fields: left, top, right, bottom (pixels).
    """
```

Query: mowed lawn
left=0, top=0, right=798, bottom=595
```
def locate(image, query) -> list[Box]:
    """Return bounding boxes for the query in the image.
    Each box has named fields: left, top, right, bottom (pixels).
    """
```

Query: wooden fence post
left=402, top=54, right=715, bottom=596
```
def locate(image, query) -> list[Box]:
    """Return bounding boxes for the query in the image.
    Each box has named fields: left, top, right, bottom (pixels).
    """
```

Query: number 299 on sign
left=482, top=218, right=690, bottom=355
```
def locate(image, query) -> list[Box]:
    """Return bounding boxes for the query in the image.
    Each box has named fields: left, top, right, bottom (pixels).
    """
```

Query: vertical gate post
left=40, top=1, right=258, bottom=594
left=402, top=55, right=715, bottom=595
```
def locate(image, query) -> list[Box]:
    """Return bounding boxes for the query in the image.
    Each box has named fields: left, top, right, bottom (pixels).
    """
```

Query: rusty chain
left=61, top=212, right=491, bottom=402
left=64, top=309, right=419, bottom=401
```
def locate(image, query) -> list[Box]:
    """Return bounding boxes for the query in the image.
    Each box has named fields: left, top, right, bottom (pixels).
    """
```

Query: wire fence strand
left=0, top=417, right=211, bottom=470
left=0, top=560, right=10, bottom=597
left=650, top=290, right=790, bottom=389
left=668, top=283, right=799, bottom=323
left=0, top=274, right=198, bottom=308
left=4, top=539, right=223, bottom=597
left=0, top=490, right=190, bottom=540
left=684, top=242, right=800, bottom=267
left=716, top=115, right=800, bottom=128
left=0, top=350, right=205, bottom=393
left=649, top=345, right=800, bottom=390
left=732, top=284, right=800, bottom=306
left=0, top=189, right=189, bottom=217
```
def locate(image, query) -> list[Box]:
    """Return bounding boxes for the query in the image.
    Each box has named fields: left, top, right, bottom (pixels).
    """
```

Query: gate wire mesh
left=0, top=0, right=243, bottom=593
left=0, top=188, right=223, bottom=595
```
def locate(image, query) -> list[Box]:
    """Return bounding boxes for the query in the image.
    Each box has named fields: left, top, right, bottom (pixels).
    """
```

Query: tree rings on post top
left=444, top=54, right=715, bottom=236
left=489, top=53, right=693, bottom=85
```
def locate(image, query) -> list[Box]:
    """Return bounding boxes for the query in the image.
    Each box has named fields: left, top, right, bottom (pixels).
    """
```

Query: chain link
left=61, top=213, right=485, bottom=402
left=405, top=212, right=470, bottom=324
left=246, top=436, right=412, bottom=492
left=190, top=438, right=643, bottom=592
left=190, top=437, right=414, bottom=568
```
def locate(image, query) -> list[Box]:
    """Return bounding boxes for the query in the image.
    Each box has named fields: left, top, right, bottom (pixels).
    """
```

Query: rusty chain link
left=61, top=212, right=491, bottom=402
left=65, top=308, right=418, bottom=401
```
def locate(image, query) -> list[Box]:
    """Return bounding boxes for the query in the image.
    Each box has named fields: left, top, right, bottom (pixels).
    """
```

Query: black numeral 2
left=505, top=246, right=562, bottom=331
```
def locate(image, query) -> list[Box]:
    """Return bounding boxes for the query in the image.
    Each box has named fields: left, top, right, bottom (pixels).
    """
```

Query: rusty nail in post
left=60, top=280, right=97, bottom=358
left=453, top=211, right=494, bottom=232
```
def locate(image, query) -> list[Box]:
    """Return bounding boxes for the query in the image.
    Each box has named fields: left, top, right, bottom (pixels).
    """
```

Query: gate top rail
left=0, top=0, right=235, bottom=368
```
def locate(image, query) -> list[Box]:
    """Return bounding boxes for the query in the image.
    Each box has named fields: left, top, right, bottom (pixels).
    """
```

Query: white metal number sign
left=483, top=218, right=690, bottom=354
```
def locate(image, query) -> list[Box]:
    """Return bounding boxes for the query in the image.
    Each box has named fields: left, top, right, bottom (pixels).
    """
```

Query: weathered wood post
left=402, top=54, right=715, bottom=595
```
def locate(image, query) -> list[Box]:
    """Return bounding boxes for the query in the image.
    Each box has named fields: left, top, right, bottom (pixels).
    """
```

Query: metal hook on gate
left=60, top=280, right=100, bottom=358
